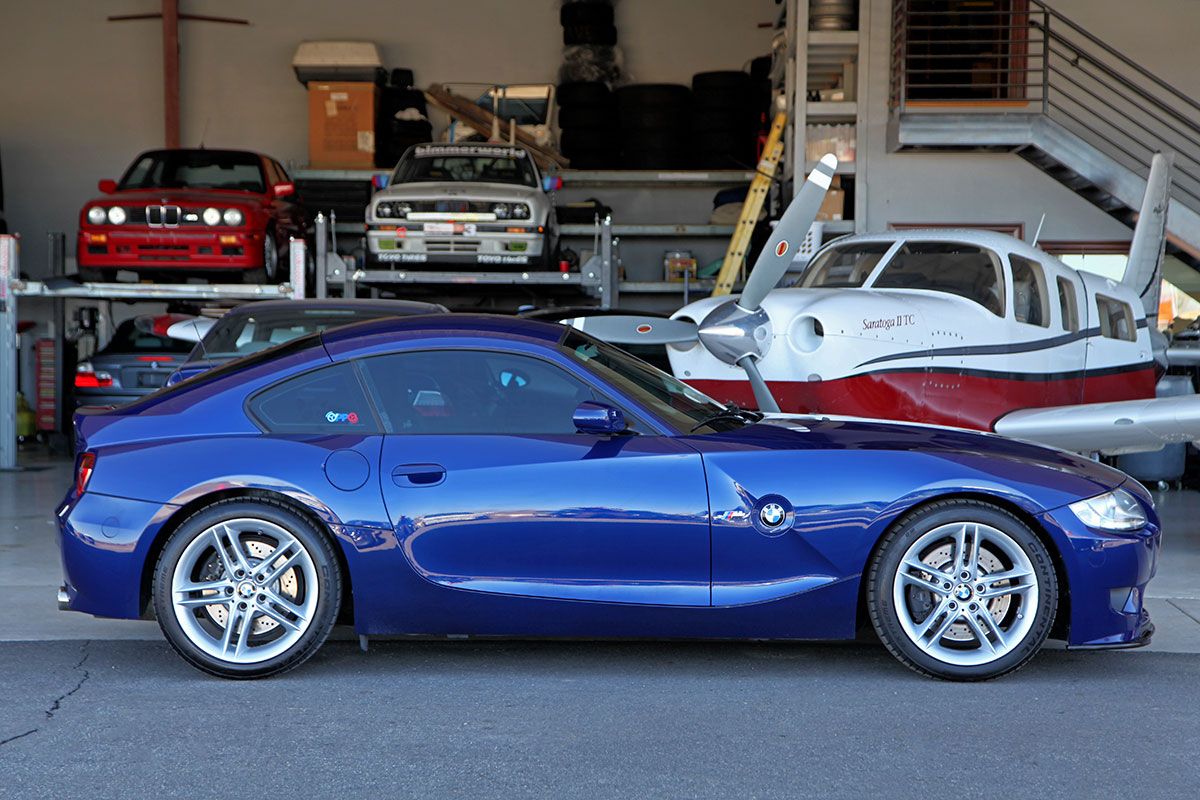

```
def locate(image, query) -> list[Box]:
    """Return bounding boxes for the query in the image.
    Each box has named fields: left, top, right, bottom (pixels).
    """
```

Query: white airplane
left=570, top=152, right=1200, bottom=456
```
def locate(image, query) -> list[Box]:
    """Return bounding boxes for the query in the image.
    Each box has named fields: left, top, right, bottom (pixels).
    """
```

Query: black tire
left=692, top=89, right=756, bottom=112
left=620, top=148, right=691, bottom=170
left=619, top=107, right=690, bottom=131
left=76, top=266, right=105, bottom=283
left=691, top=107, right=756, bottom=131
left=152, top=498, right=342, bottom=679
left=557, top=81, right=611, bottom=107
left=619, top=129, right=682, bottom=151
left=558, top=104, right=615, bottom=128
left=560, top=127, right=617, bottom=152
left=560, top=1, right=613, bottom=27
left=563, top=23, right=617, bottom=46
left=560, top=148, right=618, bottom=169
left=692, top=70, right=753, bottom=94
left=867, top=499, right=1058, bottom=681
left=615, top=84, right=692, bottom=111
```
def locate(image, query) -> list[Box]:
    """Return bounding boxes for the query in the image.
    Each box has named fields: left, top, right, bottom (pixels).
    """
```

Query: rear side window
left=1096, top=295, right=1136, bottom=341
left=248, top=363, right=380, bottom=434
left=873, top=242, right=1005, bottom=316
left=1009, top=255, right=1049, bottom=327
left=1057, top=276, right=1080, bottom=332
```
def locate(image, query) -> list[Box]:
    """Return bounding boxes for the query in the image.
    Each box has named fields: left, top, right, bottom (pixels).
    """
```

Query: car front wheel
left=152, top=498, right=341, bottom=679
left=867, top=499, right=1058, bottom=681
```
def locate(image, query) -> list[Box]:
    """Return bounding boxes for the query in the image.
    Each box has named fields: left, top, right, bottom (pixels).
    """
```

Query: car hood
left=377, top=182, right=542, bottom=202
left=87, top=188, right=262, bottom=206
left=691, top=414, right=1129, bottom=511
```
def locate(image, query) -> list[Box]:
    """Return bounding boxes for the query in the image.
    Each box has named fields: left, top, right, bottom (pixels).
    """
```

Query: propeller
left=557, top=154, right=838, bottom=414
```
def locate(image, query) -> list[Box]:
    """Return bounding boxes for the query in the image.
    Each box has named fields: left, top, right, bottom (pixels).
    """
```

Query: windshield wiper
left=689, top=405, right=764, bottom=433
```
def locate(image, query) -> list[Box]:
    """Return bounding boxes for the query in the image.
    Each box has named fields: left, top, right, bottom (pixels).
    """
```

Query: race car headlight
left=87, top=207, right=107, bottom=225
left=202, top=207, right=221, bottom=226
left=107, top=206, right=127, bottom=225
left=376, top=202, right=393, bottom=218
left=492, top=203, right=511, bottom=219
left=375, top=202, right=410, bottom=219
left=1069, top=488, right=1147, bottom=531
left=512, top=203, right=531, bottom=219
left=222, top=208, right=243, bottom=226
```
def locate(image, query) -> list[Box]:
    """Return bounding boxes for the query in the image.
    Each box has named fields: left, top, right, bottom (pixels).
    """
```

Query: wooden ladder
left=712, top=111, right=788, bottom=297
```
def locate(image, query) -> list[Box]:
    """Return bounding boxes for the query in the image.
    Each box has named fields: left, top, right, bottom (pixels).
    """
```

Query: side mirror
left=98, top=179, right=118, bottom=194
left=272, top=182, right=295, bottom=198
left=573, top=401, right=628, bottom=435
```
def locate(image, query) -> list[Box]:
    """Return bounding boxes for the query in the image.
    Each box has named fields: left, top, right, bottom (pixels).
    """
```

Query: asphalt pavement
left=1, top=638, right=1197, bottom=799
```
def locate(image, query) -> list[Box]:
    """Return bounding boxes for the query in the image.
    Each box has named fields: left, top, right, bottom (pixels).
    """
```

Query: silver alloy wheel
left=170, top=518, right=319, bottom=665
left=891, top=521, right=1039, bottom=667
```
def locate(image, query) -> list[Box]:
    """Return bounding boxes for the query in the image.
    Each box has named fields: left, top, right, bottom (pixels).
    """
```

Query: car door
left=358, top=347, right=711, bottom=606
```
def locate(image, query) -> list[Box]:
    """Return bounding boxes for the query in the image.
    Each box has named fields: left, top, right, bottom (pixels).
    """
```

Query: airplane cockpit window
left=871, top=242, right=1005, bottom=316
left=798, top=242, right=893, bottom=288
left=1009, top=255, right=1050, bottom=327
left=1057, top=276, right=1081, bottom=332
left=1096, top=295, right=1137, bottom=342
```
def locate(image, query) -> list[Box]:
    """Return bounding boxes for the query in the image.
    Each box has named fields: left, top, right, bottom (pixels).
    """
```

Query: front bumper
left=1039, top=488, right=1161, bottom=649
left=77, top=228, right=264, bottom=270
left=367, top=226, right=544, bottom=267
left=56, top=489, right=178, bottom=619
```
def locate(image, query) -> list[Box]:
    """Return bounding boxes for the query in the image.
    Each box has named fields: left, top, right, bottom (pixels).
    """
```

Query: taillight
left=75, top=363, right=114, bottom=388
left=136, top=355, right=173, bottom=362
left=76, top=453, right=96, bottom=495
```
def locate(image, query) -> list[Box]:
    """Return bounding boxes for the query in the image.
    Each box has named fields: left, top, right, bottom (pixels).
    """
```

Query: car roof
left=217, top=298, right=447, bottom=317
left=133, top=148, right=265, bottom=160
left=321, top=312, right=568, bottom=352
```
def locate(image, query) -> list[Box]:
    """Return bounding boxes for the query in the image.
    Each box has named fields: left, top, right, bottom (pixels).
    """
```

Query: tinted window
left=800, top=242, right=892, bottom=288
left=248, top=363, right=379, bottom=434
left=119, top=150, right=265, bottom=193
left=1096, top=295, right=1136, bottom=341
left=393, top=145, right=537, bottom=187
left=874, top=242, right=1005, bottom=316
left=197, top=307, right=399, bottom=361
left=359, top=350, right=600, bottom=434
left=1009, top=255, right=1049, bottom=327
left=1057, top=276, right=1080, bottom=332
left=102, top=319, right=193, bottom=355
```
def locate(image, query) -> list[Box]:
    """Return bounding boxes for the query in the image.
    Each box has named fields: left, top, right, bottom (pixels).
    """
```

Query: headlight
left=223, top=208, right=243, bottom=226
left=492, top=203, right=511, bottom=219
left=376, top=203, right=393, bottom=218
left=202, top=207, right=221, bottom=226
left=1068, top=488, right=1147, bottom=531
left=396, top=202, right=411, bottom=217
left=107, top=206, right=127, bottom=225
left=87, top=207, right=107, bottom=225
left=512, top=203, right=531, bottom=219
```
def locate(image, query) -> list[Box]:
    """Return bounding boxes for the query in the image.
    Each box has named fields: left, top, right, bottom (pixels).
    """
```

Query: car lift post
left=1, top=234, right=19, bottom=470
left=600, top=214, right=616, bottom=310
left=314, top=213, right=328, bottom=299
left=289, top=237, right=308, bottom=299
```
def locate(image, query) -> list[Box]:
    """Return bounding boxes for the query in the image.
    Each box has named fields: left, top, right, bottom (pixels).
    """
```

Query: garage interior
left=2, top=0, right=1200, bottom=794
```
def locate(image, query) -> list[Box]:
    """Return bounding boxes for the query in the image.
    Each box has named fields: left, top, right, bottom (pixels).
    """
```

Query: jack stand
left=359, top=634, right=369, bottom=653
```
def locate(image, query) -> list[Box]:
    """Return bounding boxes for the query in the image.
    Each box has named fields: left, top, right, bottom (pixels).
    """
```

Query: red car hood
left=88, top=188, right=263, bottom=206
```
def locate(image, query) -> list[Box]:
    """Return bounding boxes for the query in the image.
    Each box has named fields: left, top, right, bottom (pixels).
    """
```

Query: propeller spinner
left=563, top=153, right=839, bottom=413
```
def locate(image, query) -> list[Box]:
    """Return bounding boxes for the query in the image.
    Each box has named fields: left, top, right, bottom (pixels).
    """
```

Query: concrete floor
left=3, top=450, right=1199, bottom=650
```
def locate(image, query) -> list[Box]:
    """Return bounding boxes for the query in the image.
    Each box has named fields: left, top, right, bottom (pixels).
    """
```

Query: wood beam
left=162, top=0, right=180, bottom=148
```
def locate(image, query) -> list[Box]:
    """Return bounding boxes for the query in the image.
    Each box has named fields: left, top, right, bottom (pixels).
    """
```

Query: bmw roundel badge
left=760, top=502, right=786, bottom=528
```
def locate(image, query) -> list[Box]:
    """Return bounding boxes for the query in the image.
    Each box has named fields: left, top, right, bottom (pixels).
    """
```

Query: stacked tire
left=375, top=69, right=432, bottom=169
left=559, top=1, right=621, bottom=85
left=616, top=84, right=692, bottom=169
left=690, top=71, right=759, bottom=169
left=557, top=81, right=618, bottom=169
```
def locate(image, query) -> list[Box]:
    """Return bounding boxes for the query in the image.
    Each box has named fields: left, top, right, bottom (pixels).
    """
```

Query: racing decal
left=775, top=240, right=789, bottom=258
left=325, top=411, right=361, bottom=424
left=414, top=144, right=527, bottom=159
left=376, top=252, right=428, bottom=263
left=478, top=254, right=530, bottom=264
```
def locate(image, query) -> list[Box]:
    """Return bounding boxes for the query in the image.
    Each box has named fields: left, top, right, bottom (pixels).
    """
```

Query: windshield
left=119, top=150, right=265, bottom=193
left=194, top=308, right=399, bottom=362
left=560, top=331, right=749, bottom=433
left=872, top=241, right=1005, bottom=315
left=800, top=242, right=893, bottom=288
left=394, top=145, right=536, bottom=187
left=102, top=319, right=193, bottom=355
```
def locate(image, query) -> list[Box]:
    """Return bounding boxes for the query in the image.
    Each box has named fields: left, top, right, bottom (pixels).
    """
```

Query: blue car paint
left=58, top=314, right=1160, bottom=647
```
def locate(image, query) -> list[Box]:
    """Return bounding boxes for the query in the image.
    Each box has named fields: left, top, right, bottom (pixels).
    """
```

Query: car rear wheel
left=152, top=499, right=341, bottom=679
left=867, top=500, right=1057, bottom=681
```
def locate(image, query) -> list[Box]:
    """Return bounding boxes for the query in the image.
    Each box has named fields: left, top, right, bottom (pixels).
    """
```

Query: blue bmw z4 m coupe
left=57, top=314, right=1160, bottom=680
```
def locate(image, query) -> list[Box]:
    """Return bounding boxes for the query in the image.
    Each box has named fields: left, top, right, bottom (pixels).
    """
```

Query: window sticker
left=325, top=411, right=361, bottom=424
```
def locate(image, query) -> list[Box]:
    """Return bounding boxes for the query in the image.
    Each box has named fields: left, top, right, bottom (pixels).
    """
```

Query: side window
left=358, top=350, right=604, bottom=435
left=1057, top=276, right=1080, bottom=332
left=261, top=158, right=279, bottom=186
left=873, top=242, right=1005, bottom=316
left=248, top=363, right=379, bottom=434
left=1096, top=295, right=1136, bottom=342
left=1009, top=255, right=1049, bottom=327
left=273, top=160, right=292, bottom=183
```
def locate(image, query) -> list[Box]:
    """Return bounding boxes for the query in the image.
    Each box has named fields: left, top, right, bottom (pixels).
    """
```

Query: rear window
left=247, top=363, right=381, bottom=434
left=197, top=308, right=398, bottom=361
left=103, top=319, right=194, bottom=355
left=1096, top=295, right=1136, bottom=341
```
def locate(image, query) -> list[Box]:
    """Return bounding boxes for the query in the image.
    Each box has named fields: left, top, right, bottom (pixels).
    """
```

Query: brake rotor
left=203, top=538, right=300, bottom=635
left=910, top=543, right=1011, bottom=643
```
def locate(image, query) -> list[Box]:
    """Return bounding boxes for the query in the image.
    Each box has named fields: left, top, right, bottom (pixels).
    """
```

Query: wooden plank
left=424, top=84, right=568, bottom=170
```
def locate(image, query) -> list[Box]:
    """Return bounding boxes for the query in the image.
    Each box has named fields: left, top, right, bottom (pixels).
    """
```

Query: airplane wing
left=993, top=395, right=1200, bottom=456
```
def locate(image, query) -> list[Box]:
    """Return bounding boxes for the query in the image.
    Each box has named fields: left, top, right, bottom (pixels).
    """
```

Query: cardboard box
left=816, top=176, right=845, bottom=221
left=307, top=82, right=377, bottom=168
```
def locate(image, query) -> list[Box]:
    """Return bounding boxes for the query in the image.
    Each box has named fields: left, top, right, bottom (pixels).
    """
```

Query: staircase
left=887, top=0, right=1200, bottom=270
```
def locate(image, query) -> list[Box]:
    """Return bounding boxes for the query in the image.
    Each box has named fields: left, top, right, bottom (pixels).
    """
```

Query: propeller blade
left=736, top=355, right=780, bottom=413
left=560, top=315, right=700, bottom=345
left=738, top=153, right=838, bottom=312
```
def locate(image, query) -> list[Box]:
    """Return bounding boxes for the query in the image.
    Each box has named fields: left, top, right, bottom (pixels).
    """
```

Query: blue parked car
left=58, top=315, right=1160, bottom=680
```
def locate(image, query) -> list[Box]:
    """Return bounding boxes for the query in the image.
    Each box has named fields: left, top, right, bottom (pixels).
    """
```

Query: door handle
left=391, top=463, right=446, bottom=487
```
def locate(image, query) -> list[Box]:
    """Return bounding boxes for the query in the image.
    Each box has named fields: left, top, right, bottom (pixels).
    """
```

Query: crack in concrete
left=0, top=640, right=91, bottom=749
left=1167, top=599, right=1200, bottom=627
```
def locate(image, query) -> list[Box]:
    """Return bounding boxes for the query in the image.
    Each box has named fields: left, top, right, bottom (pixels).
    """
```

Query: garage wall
left=859, top=0, right=1200, bottom=243
left=0, top=0, right=779, bottom=274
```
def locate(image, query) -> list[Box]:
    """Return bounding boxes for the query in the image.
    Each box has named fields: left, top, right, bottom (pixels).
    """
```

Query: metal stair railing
left=890, top=0, right=1200, bottom=212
